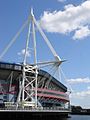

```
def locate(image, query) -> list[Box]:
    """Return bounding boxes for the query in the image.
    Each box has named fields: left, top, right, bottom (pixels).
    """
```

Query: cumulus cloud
left=67, top=77, right=90, bottom=84
left=71, top=90, right=90, bottom=98
left=57, top=0, right=66, bottom=2
left=40, top=0, right=90, bottom=40
left=18, top=48, right=31, bottom=57
left=73, top=26, right=90, bottom=40
left=87, top=86, right=90, bottom=90
left=70, top=89, right=90, bottom=108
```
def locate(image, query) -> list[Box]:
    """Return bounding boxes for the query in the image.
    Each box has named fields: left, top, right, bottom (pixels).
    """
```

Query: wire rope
left=0, top=19, right=29, bottom=60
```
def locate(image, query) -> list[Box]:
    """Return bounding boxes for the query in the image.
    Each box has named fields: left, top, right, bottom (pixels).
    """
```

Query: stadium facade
left=0, top=10, right=70, bottom=116
left=0, top=61, right=70, bottom=111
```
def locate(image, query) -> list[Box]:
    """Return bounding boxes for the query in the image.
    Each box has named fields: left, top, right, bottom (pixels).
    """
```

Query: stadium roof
left=0, top=61, right=67, bottom=92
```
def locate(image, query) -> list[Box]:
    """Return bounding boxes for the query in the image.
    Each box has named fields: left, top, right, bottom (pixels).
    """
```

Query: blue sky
left=0, top=0, right=90, bottom=108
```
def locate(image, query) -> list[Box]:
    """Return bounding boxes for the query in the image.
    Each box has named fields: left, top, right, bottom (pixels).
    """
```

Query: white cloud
left=70, top=87, right=90, bottom=108
left=40, top=0, right=90, bottom=40
left=58, top=0, right=66, bottom=2
left=73, top=26, right=90, bottom=40
left=71, top=90, right=90, bottom=98
left=67, top=77, right=90, bottom=84
left=18, top=48, right=31, bottom=57
left=87, top=86, right=90, bottom=90
left=67, top=78, right=90, bottom=108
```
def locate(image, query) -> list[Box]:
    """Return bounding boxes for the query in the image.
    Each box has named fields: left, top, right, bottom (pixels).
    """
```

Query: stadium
left=0, top=61, right=70, bottom=110
left=0, top=10, right=70, bottom=114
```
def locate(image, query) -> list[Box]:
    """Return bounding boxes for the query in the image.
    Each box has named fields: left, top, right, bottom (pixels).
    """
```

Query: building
left=0, top=61, right=70, bottom=111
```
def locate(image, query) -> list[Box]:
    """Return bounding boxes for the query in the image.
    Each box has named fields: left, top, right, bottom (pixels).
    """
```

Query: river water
left=65, top=115, right=90, bottom=120
left=38, top=115, right=90, bottom=120
left=0, top=113, right=90, bottom=120
left=32, top=114, right=90, bottom=120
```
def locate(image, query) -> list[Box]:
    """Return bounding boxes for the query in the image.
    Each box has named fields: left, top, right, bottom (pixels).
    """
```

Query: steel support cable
left=38, top=69, right=58, bottom=102
left=38, top=64, right=56, bottom=101
left=32, top=60, right=63, bottom=68
left=38, top=63, right=55, bottom=69
left=38, top=64, right=58, bottom=101
left=37, top=63, right=59, bottom=100
left=0, top=19, right=29, bottom=60
left=38, top=64, right=57, bottom=88
left=57, top=66, right=61, bottom=82
left=60, top=67, right=73, bottom=93
left=45, top=66, right=58, bottom=88
left=37, top=65, right=56, bottom=101
left=32, top=15, right=61, bottom=61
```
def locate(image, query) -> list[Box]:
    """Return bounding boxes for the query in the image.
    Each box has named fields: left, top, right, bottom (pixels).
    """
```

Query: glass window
left=14, top=65, right=21, bottom=70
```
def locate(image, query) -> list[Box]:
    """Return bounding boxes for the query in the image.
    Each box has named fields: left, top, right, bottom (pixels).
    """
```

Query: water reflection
left=31, top=115, right=71, bottom=120
left=33, top=115, right=90, bottom=120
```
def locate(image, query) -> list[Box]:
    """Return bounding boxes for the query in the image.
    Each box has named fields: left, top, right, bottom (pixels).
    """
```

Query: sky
left=0, top=0, right=90, bottom=108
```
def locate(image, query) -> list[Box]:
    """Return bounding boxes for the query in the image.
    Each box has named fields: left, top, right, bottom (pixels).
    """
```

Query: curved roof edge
left=38, top=69, right=67, bottom=92
left=0, top=61, right=67, bottom=92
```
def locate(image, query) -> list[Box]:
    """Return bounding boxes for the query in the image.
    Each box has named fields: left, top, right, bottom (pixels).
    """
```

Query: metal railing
left=0, top=105, right=70, bottom=112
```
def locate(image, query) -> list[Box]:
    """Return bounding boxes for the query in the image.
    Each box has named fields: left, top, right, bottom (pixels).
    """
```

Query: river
left=65, top=115, right=90, bottom=120
left=38, top=115, right=90, bottom=120
left=0, top=113, right=90, bottom=120
left=31, top=114, right=90, bottom=120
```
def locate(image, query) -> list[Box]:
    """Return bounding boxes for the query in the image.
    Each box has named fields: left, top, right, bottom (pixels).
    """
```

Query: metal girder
left=15, top=9, right=63, bottom=109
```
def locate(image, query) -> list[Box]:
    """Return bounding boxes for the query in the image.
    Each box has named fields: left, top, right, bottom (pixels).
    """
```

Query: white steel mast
left=31, top=8, right=38, bottom=108
left=16, top=9, right=38, bottom=109
left=16, top=8, right=63, bottom=109
left=0, top=8, right=66, bottom=110
left=22, top=12, right=31, bottom=106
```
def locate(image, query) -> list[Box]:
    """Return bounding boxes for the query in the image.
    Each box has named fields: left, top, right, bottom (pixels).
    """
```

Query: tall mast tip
left=31, top=7, right=34, bottom=16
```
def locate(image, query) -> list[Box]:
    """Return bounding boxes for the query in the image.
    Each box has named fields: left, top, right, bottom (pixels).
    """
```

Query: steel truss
left=16, top=65, right=38, bottom=108
left=16, top=9, right=63, bottom=109
left=0, top=8, right=66, bottom=109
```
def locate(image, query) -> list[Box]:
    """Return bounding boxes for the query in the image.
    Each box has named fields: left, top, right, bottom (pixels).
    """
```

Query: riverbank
left=71, top=105, right=90, bottom=115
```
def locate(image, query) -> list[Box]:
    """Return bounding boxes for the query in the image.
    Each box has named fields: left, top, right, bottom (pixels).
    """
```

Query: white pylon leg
left=32, top=10, right=38, bottom=108
left=16, top=9, right=39, bottom=109
left=16, top=8, right=63, bottom=109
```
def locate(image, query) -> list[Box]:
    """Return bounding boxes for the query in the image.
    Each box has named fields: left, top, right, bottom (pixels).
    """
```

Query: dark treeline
left=71, top=105, right=90, bottom=115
